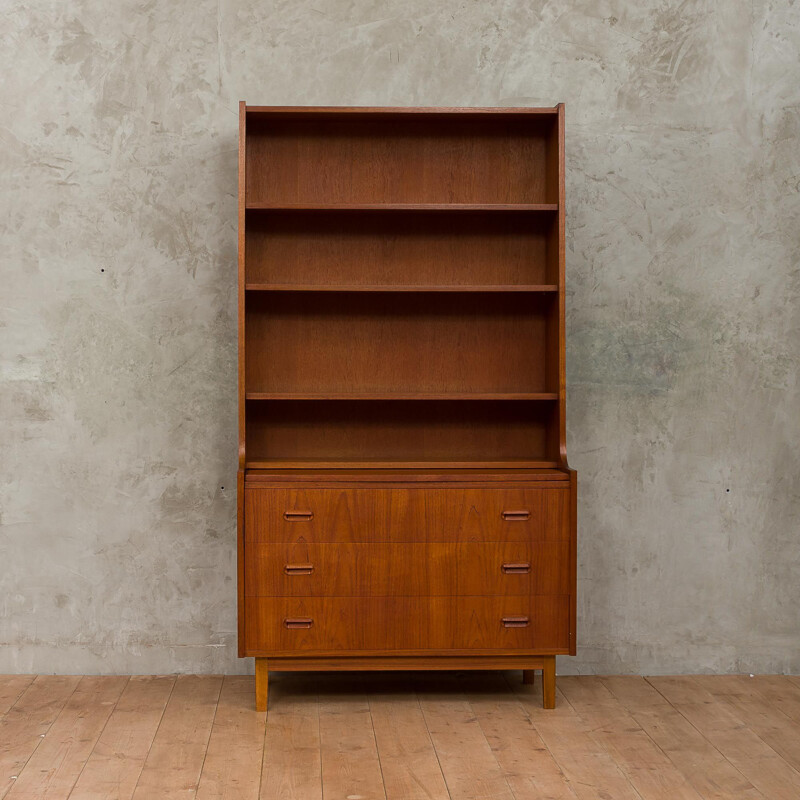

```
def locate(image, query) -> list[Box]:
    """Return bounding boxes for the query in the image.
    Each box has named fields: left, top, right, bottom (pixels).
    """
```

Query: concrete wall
left=1, top=0, right=798, bottom=675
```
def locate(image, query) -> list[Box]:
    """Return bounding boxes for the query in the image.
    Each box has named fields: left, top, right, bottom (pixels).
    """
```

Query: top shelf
left=245, top=203, right=558, bottom=212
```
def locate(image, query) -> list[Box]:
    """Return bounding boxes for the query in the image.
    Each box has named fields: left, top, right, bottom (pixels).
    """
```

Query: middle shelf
left=245, top=392, right=559, bottom=400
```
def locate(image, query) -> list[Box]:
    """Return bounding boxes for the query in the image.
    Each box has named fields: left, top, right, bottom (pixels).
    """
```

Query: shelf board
left=245, top=459, right=561, bottom=470
left=245, top=283, right=559, bottom=293
left=245, top=202, right=558, bottom=212
left=246, top=392, right=558, bottom=401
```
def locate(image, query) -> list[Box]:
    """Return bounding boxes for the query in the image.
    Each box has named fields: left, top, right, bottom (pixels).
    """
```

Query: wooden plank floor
left=1, top=673, right=799, bottom=799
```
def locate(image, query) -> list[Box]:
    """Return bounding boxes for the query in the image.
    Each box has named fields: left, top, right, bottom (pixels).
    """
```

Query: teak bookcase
left=237, top=104, right=576, bottom=710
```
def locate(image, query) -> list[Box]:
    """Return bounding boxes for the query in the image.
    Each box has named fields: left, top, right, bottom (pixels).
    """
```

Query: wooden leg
left=522, top=669, right=535, bottom=685
left=255, top=658, right=269, bottom=712
left=542, top=656, right=556, bottom=709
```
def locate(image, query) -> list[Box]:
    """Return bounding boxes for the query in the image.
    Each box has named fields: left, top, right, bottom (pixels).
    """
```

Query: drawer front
left=245, top=541, right=570, bottom=597
left=244, top=595, right=570, bottom=653
left=245, top=487, right=569, bottom=543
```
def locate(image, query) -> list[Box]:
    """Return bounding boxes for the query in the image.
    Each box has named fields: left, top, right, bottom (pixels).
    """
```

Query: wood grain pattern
left=3, top=675, right=800, bottom=799
left=196, top=676, right=266, bottom=800
left=648, top=676, right=800, bottom=800
left=317, top=691, right=385, bottom=800
left=245, top=209, right=557, bottom=287
left=4, top=676, right=127, bottom=800
left=245, top=486, right=570, bottom=544
left=559, top=676, right=704, bottom=799
left=245, top=115, right=556, bottom=205
left=461, top=671, right=577, bottom=799
left=246, top=292, right=553, bottom=394
left=245, top=541, right=570, bottom=597
left=130, top=675, right=222, bottom=800
left=416, top=675, right=515, bottom=800
left=67, top=676, right=174, bottom=800
left=238, top=105, right=576, bottom=701
left=260, top=677, right=322, bottom=800
left=368, top=678, right=450, bottom=800
left=244, top=595, right=569, bottom=654
left=0, top=678, right=34, bottom=719
left=0, top=676, right=80, bottom=799
left=510, top=682, right=642, bottom=800
left=602, top=675, right=764, bottom=800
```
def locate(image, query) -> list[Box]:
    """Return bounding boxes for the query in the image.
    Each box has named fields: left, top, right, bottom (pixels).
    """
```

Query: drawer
left=245, top=487, right=569, bottom=543
left=244, top=595, right=570, bottom=653
left=245, top=542, right=570, bottom=597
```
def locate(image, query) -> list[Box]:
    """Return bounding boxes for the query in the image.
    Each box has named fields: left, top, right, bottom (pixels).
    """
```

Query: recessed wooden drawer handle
left=502, top=616, right=530, bottom=628
left=284, top=617, right=313, bottom=629
left=502, top=510, right=530, bottom=521
left=502, top=562, right=531, bottom=574
left=284, top=564, right=314, bottom=575
left=284, top=510, right=313, bottom=521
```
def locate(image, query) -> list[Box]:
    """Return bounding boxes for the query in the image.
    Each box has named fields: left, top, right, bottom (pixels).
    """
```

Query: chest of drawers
left=238, top=470, right=576, bottom=709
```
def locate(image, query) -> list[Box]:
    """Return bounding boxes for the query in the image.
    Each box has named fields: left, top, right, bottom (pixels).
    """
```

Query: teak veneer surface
left=245, top=486, right=570, bottom=544
left=245, top=209, right=559, bottom=287
left=238, top=104, right=575, bottom=709
left=246, top=116, right=557, bottom=205
left=245, top=292, right=554, bottom=394
left=245, top=541, right=571, bottom=597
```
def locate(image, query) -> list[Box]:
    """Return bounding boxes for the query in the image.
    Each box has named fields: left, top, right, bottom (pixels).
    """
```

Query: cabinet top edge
left=242, top=105, right=563, bottom=116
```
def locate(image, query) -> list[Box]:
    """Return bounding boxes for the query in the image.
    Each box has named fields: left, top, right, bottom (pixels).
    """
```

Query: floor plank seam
left=499, top=671, right=579, bottom=799
left=553, top=682, right=646, bottom=800
left=366, top=694, right=389, bottom=800
left=8, top=675, right=82, bottom=797
left=65, top=675, right=131, bottom=799
left=193, top=675, right=225, bottom=798
left=413, top=684, right=453, bottom=800
left=127, top=675, right=178, bottom=800
left=643, top=676, right=777, bottom=798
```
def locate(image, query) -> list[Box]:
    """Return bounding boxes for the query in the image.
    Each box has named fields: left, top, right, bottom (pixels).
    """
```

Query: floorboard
left=648, top=676, right=800, bottom=800
left=602, top=675, right=763, bottom=800
left=196, top=676, right=265, bottom=800
left=368, top=676, right=450, bottom=800
left=0, top=676, right=81, bottom=800
left=259, top=675, right=321, bottom=800
left=7, top=677, right=127, bottom=800
left=130, top=675, right=222, bottom=800
left=68, top=676, right=174, bottom=800
left=0, top=673, right=797, bottom=800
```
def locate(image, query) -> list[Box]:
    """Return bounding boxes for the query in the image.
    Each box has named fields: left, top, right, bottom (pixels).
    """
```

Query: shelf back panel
left=246, top=210, right=557, bottom=287
left=245, top=293, right=553, bottom=394
left=246, top=116, right=557, bottom=204
left=246, top=400, right=556, bottom=464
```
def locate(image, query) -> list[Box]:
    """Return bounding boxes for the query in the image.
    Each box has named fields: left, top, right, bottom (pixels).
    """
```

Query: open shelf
left=245, top=113, right=559, bottom=205
left=245, top=392, right=558, bottom=401
left=245, top=292, right=556, bottom=395
left=245, top=208, right=559, bottom=287
left=240, top=105, right=566, bottom=477
left=245, top=400, right=559, bottom=466
left=245, top=284, right=559, bottom=293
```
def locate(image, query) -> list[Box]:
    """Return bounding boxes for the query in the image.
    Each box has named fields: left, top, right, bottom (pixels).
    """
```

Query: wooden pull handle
left=284, top=510, right=313, bottom=521
left=502, top=563, right=531, bottom=574
left=284, top=564, right=314, bottom=575
left=502, top=510, right=530, bottom=521
left=502, top=616, right=530, bottom=628
left=284, top=617, right=313, bottom=629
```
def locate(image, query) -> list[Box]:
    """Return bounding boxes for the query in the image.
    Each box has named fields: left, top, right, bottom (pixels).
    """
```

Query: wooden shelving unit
left=238, top=104, right=576, bottom=710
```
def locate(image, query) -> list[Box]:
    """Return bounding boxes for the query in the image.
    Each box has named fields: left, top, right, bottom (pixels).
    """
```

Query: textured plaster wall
left=1, top=0, right=798, bottom=675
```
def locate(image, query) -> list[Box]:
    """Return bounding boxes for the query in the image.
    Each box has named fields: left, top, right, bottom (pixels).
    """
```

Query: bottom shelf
left=245, top=400, right=559, bottom=467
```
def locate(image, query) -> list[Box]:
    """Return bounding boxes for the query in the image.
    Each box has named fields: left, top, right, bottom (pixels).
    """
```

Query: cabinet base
left=253, top=654, right=556, bottom=711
